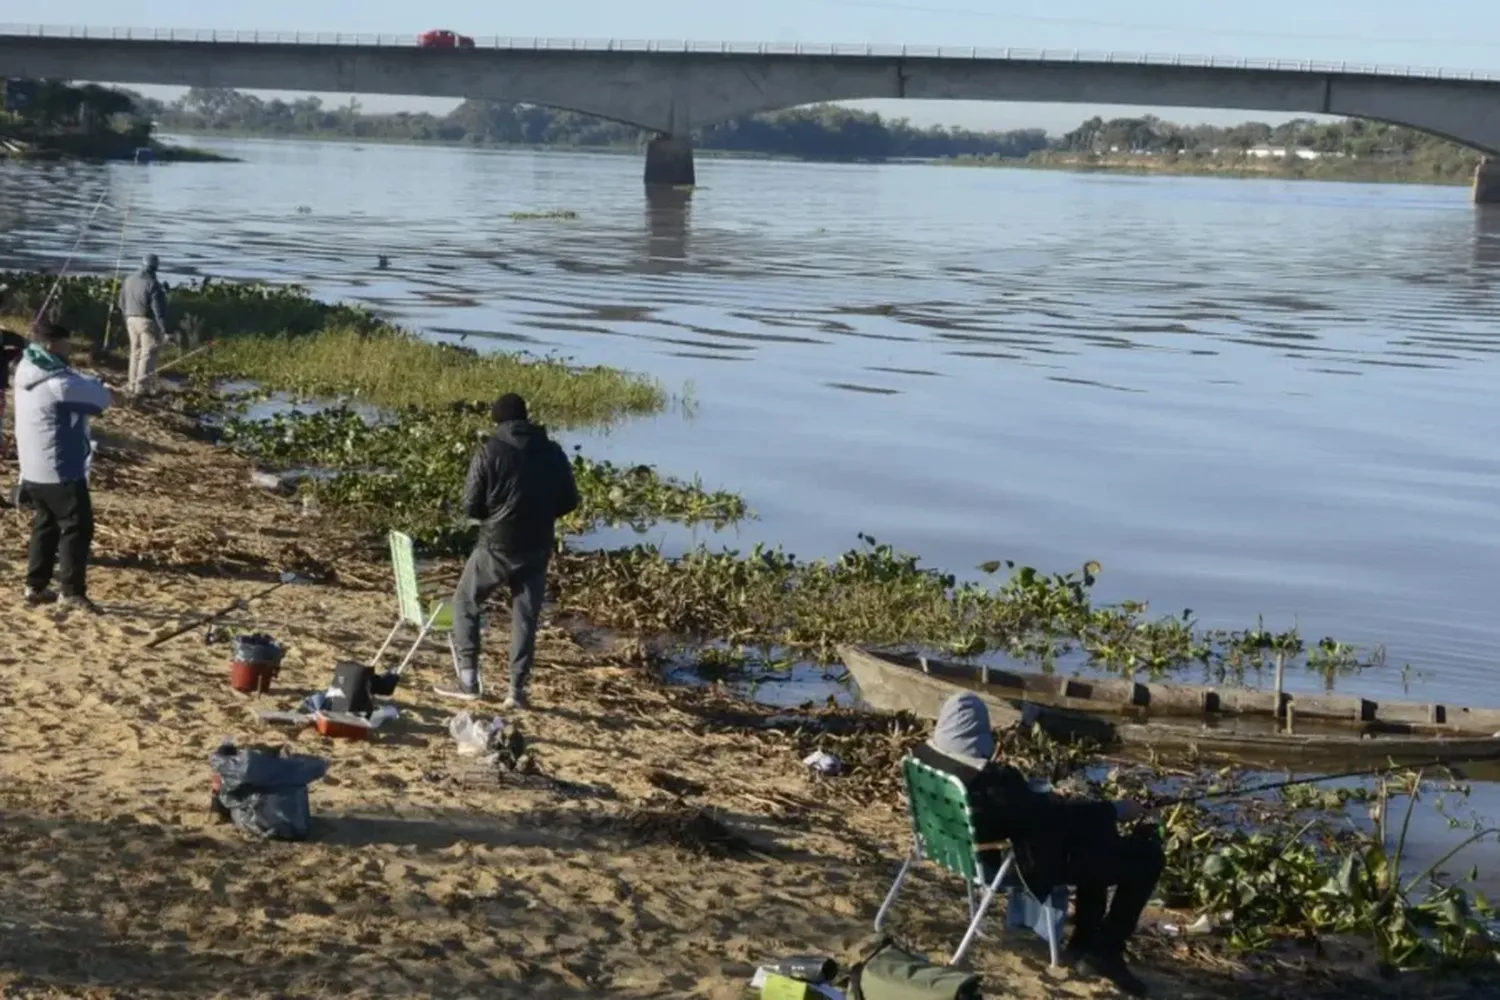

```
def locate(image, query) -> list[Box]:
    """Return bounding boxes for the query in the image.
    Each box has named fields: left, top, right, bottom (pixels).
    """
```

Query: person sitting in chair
left=914, top=692, right=1163, bottom=997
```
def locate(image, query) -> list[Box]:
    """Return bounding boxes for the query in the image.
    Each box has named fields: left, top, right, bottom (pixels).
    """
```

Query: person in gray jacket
left=14, top=320, right=113, bottom=613
left=436, top=393, right=579, bottom=708
left=118, top=254, right=169, bottom=396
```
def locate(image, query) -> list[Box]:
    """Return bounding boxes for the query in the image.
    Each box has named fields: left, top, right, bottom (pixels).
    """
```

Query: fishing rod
left=32, top=187, right=115, bottom=326
left=144, top=572, right=299, bottom=649
left=154, top=340, right=216, bottom=375
left=1147, top=749, right=1500, bottom=810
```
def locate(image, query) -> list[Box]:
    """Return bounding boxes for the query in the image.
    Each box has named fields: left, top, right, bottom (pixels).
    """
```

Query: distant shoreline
left=0, top=133, right=236, bottom=164
left=152, top=126, right=1473, bottom=187
left=951, top=152, right=1475, bottom=188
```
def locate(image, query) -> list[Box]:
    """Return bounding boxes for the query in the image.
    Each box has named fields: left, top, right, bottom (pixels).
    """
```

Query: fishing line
left=32, top=186, right=114, bottom=327
left=101, top=151, right=142, bottom=353
left=1149, top=749, right=1500, bottom=810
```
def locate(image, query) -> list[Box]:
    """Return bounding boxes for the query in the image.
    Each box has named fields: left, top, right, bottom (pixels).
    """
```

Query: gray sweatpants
left=450, top=546, right=548, bottom=695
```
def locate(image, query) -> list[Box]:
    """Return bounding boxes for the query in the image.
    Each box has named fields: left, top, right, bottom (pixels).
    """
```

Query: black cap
left=491, top=393, right=527, bottom=423
left=29, top=318, right=71, bottom=347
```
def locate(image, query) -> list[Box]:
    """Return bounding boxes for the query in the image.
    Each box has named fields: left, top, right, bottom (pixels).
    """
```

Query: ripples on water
left=4, top=139, right=1500, bottom=713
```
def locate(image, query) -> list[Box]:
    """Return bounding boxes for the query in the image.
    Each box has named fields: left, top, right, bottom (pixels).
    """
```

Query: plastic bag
left=449, top=711, right=505, bottom=756
left=210, top=743, right=328, bottom=841
left=232, top=633, right=285, bottom=665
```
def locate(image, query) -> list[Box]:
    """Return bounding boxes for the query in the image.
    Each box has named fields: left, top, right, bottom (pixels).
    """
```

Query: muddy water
left=3, top=136, right=1499, bottom=882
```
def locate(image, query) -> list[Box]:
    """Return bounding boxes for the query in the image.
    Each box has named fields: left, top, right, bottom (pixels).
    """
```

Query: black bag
left=232, top=633, right=284, bottom=665
left=846, top=937, right=982, bottom=1000
left=210, top=744, right=328, bottom=841
left=325, top=660, right=400, bottom=716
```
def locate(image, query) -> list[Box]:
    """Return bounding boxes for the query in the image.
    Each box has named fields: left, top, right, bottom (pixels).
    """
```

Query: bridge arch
left=660, top=57, right=1500, bottom=157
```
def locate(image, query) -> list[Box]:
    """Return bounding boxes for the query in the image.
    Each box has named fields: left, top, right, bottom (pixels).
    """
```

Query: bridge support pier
left=644, top=135, right=695, bottom=187
left=1475, top=157, right=1500, bottom=205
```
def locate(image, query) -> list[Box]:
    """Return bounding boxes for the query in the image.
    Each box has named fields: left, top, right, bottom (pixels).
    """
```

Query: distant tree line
left=1051, top=113, right=1478, bottom=181
left=137, top=87, right=1049, bottom=160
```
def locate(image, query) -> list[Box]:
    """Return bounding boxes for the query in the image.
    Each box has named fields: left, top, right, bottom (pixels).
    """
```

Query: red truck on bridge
left=417, top=29, right=476, bottom=49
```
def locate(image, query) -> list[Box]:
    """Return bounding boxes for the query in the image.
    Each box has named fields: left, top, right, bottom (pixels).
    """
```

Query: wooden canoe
left=839, top=644, right=1500, bottom=768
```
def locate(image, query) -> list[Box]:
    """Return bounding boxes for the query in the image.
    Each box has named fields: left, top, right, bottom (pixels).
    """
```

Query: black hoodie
left=1, top=327, right=26, bottom=384
left=462, top=419, right=580, bottom=554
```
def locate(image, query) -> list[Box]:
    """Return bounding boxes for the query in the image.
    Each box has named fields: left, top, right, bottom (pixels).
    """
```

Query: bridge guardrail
left=0, top=24, right=1496, bottom=82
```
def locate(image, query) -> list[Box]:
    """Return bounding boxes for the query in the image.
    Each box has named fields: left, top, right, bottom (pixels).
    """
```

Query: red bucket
left=229, top=660, right=278, bottom=694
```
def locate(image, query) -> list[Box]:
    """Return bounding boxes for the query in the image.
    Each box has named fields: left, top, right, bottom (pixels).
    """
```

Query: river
left=1, top=136, right=1498, bottom=878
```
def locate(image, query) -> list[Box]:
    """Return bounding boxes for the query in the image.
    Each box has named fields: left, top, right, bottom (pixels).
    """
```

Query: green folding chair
left=874, top=756, right=1063, bottom=967
left=370, top=530, right=455, bottom=676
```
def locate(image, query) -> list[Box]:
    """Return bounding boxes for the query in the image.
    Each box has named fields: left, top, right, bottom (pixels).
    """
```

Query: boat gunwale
left=839, top=644, right=1500, bottom=744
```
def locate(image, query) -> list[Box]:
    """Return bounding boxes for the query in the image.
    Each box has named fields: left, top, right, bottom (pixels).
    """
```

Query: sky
left=24, top=1, right=1500, bottom=132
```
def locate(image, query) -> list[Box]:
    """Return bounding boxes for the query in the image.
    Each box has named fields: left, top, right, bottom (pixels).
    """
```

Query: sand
left=0, top=397, right=1486, bottom=999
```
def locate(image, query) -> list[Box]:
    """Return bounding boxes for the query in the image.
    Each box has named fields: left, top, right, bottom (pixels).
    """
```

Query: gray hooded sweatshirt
left=927, top=691, right=996, bottom=770
left=119, top=266, right=168, bottom=330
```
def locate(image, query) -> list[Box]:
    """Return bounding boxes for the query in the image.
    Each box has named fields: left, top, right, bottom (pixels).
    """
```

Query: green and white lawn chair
left=874, top=755, right=1064, bottom=967
left=370, top=530, right=455, bottom=676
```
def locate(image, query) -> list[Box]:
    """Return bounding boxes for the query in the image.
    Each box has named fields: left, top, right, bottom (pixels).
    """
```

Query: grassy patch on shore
left=196, top=327, right=663, bottom=422
left=0, top=272, right=372, bottom=345
left=2, top=270, right=664, bottom=424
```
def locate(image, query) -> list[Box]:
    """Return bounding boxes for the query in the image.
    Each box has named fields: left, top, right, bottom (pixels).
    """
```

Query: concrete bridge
left=4, top=24, right=1500, bottom=199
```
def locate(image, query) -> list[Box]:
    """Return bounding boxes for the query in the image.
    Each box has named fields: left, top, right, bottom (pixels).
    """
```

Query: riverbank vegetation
left=957, top=114, right=1481, bottom=186
left=8, top=269, right=1497, bottom=980
left=124, top=84, right=1478, bottom=183
left=0, top=80, right=231, bottom=162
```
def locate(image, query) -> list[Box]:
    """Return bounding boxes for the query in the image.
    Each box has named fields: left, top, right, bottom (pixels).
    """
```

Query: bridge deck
left=2, top=22, right=1499, bottom=83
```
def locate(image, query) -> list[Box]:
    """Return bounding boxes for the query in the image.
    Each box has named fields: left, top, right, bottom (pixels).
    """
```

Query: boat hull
left=839, top=644, right=1500, bottom=768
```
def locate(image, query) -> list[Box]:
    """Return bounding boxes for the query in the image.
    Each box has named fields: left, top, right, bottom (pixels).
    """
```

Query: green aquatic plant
left=217, top=404, right=745, bottom=549
left=1085, top=759, right=1496, bottom=968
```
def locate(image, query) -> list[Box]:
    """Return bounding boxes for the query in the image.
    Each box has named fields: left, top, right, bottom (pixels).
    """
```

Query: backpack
left=846, top=937, right=982, bottom=1000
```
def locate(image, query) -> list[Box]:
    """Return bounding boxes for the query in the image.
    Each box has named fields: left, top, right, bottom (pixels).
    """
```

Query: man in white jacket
left=14, top=320, right=113, bottom=613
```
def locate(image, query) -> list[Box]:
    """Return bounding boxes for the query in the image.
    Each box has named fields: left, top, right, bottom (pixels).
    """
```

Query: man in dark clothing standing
left=436, top=393, right=579, bottom=708
left=914, top=692, right=1163, bottom=997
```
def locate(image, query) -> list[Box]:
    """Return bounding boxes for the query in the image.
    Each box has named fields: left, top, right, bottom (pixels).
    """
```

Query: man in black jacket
left=914, top=692, right=1162, bottom=997
left=436, top=393, right=579, bottom=708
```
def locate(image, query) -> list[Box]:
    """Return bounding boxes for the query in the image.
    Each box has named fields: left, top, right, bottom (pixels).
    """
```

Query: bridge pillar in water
left=644, top=135, right=695, bottom=187
left=1475, top=157, right=1500, bottom=205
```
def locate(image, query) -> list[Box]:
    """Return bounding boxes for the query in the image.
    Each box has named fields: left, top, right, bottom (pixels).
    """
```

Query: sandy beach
left=0, top=385, right=1487, bottom=999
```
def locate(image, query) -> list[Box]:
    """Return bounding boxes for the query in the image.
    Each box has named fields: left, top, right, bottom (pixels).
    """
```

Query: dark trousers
left=1064, top=823, right=1165, bottom=955
left=450, top=546, right=548, bottom=695
left=25, top=479, right=95, bottom=598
